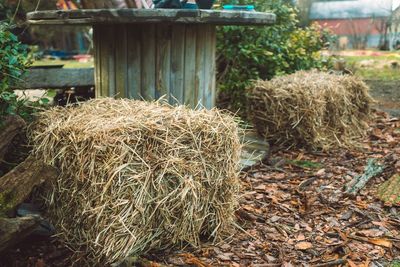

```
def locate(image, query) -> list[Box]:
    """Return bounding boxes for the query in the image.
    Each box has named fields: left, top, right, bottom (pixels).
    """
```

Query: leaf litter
left=1, top=110, right=399, bottom=267
left=155, top=110, right=400, bottom=267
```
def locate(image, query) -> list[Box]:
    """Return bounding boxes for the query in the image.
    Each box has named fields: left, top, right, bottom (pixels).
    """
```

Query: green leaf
left=40, top=98, right=50, bottom=104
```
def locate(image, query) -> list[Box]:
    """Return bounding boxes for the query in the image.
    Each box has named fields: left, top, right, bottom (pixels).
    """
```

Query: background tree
left=296, top=0, right=315, bottom=27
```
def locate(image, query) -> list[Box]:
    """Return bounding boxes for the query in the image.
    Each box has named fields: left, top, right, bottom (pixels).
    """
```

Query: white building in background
left=306, top=0, right=400, bottom=50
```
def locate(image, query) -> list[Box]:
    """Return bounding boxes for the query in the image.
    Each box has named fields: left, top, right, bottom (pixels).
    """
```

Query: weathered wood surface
left=81, top=0, right=150, bottom=9
left=94, top=23, right=217, bottom=108
left=27, top=9, right=276, bottom=26
left=0, top=216, right=41, bottom=252
left=11, top=68, right=95, bottom=89
left=0, top=155, right=58, bottom=216
left=0, top=116, right=26, bottom=162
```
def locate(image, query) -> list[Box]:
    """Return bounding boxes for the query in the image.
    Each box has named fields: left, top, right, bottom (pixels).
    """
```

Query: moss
left=0, top=190, right=17, bottom=216
left=377, top=175, right=400, bottom=205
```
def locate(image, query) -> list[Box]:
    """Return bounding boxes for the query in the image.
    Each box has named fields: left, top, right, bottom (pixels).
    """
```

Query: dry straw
left=248, top=70, right=373, bottom=150
left=29, top=98, right=242, bottom=265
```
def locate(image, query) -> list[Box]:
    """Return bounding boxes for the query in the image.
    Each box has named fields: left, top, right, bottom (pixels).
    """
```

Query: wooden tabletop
left=27, top=9, right=276, bottom=26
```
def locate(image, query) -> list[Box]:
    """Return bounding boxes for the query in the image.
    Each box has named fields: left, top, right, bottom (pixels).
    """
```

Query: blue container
left=183, top=3, right=198, bottom=9
left=195, top=0, right=214, bottom=9
left=222, top=5, right=255, bottom=11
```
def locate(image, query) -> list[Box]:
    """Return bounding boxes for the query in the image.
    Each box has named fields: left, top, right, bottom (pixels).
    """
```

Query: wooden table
left=27, top=9, right=275, bottom=109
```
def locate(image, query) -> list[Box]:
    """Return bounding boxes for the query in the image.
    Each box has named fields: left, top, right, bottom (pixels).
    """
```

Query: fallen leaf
left=358, top=229, right=384, bottom=238
left=315, top=168, right=326, bottom=176
left=347, top=259, right=358, bottom=267
left=295, top=241, right=313, bottom=250
left=296, top=233, right=306, bottom=241
left=178, top=253, right=210, bottom=267
left=254, top=184, right=267, bottom=190
left=367, top=238, right=392, bottom=248
left=216, top=253, right=232, bottom=261
left=349, top=235, right=393, bottom=248
left=385, top=134, right=395, bottom=143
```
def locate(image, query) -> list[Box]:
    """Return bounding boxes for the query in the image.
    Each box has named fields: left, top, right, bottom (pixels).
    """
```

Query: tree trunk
left=0, top=115, right=26, bottom=162
left=0, top=155, right=58, bottom=216
left=0, top=216, right=41, bottom=253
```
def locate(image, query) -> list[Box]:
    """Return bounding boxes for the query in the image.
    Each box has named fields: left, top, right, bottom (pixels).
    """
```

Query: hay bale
left=248, top=71, right=373, bottom=150
left=28, top=98, right=241, bottom=264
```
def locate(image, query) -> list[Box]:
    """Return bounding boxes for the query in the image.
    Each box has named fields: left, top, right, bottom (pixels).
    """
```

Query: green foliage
left=0, top=23, right=28, bottom=88
left=288, top=160, right=323, bottom=170
left=0, top=22, right=46, bottom=121
left=217, top=0, right=333, bottom=112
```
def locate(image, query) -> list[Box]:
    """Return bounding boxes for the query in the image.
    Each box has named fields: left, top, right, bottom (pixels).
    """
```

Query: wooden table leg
left=93, top=23, right=216, bottom=109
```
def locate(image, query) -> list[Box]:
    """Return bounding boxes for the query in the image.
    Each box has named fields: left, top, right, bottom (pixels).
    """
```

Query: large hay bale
left=29, top=98, right=241, bottom=264
left=248, top=71, right=373, bottom=150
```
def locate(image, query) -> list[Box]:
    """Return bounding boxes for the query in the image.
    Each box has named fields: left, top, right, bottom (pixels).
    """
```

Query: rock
left=17, top=203, right=55, bottom=237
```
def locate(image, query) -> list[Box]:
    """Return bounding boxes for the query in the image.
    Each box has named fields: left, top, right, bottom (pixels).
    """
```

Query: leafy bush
left=217, top=0, right=333, bottom=113
left=0, top=22, right=39, bottom=120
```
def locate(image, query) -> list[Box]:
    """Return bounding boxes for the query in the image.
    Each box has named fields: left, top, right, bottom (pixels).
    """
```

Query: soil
left=366, top=80, right=400, bottom=117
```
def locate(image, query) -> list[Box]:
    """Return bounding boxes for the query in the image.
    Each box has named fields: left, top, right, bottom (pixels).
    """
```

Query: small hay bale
left=247, top=70, right=373, bottom=150
left=29, top=98, right=241, bottom=265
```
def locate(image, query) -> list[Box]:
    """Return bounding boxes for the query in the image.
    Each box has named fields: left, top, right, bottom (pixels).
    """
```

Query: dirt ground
left=366, top=80, right=400, bottom=117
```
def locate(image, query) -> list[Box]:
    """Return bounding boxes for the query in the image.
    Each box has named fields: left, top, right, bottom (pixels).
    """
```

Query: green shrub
left=0, top=23, right=30, bottom=117
left=0, top=22, right=47, bottom=121
left=217, top=0, right=333, bottom=113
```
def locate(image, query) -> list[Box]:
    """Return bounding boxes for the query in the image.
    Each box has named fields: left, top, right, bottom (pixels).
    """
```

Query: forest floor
left=1, top=55, right=399, bottom=266
left=0, top=111, right=399, bottom=267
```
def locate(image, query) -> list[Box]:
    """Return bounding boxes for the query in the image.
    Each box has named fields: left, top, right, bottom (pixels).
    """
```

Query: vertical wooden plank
left=127, top=25, right=141, bottom=100
left=93, top=25, right=102, bottom=98
left=98, top=25, right=116, bottom=97
left=141, top=24, right=156, bottom=100
left=156, top=24, right=171, bottom=100
left=195, top=25, right=207, bottom=109
left=115, top=25, right=128, bottom=98
left=107, top=26, right=116, bottom=97
left=203, top=25, right=217, bottom=109
left=183, top=25, right=197, bottom=108
left=210, top=26, right=217, bottom=108
left=170, top=25, right=185, bottom=106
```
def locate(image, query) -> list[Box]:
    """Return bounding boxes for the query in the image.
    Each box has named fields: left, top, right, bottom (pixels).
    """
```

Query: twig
left=344, top=218, right=371, bottom=229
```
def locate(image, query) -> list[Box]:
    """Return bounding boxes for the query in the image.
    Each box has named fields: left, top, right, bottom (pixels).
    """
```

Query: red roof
left=314, top=18, right=386, bottom=36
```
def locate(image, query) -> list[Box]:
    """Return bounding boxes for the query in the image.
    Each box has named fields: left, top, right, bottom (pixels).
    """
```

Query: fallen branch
left=0, top=216, right=41, bottom=252
left=345, top=159, right=384, bottom=196
left=0, top=155, right=58, bottom=216
left=0, top=115, right=26, bottom=162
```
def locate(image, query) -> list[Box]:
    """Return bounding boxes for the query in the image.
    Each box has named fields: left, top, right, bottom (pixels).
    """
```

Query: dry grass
left=28, top=98, right=242, bottom=265
left=248, top=71, right=373, bottom=150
